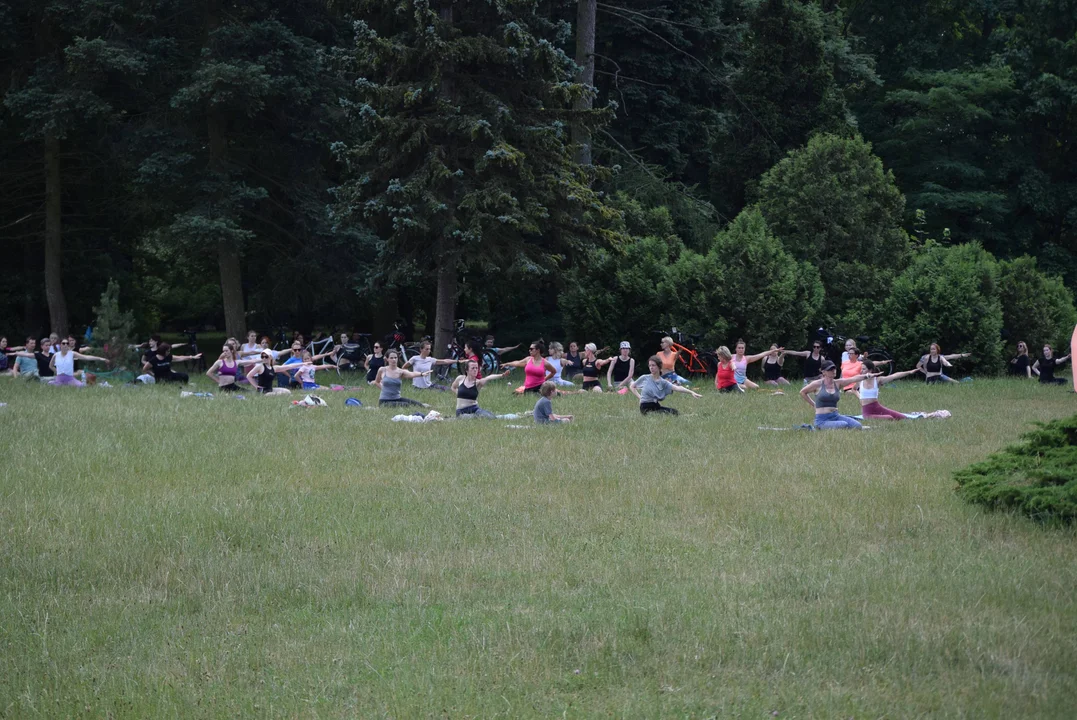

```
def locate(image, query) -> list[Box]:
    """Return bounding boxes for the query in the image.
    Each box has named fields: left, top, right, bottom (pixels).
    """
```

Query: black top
left=456, top=379, right=479, bottom=401
left=1038, top=356, right=1066, bottom=383
left=925, top=355, right=942, bottom=373
left=256, top=366, right=276, bottom=392
left=764, top=357, right=781, bottom=381
left=34, top=351, right=54, bottom=377
left=149, top=354, right=173, bottom=381
left=366, top=355, right=385, bottom=383
left=564, top=351, right=583, bottom=375
left=1009, top=355, right=1030, bottom=376
left=581, top=358, right=598, bottom=379
left=802, top=352, right=822, bottom=379
left=611, top=356, right=632, bottom=382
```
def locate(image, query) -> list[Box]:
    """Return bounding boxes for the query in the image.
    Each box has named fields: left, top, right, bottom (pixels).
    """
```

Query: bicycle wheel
left=481, top=349, right=500, bottom=375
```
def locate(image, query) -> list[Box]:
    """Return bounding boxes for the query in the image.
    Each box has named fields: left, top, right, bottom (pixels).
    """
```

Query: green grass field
left=1, top=375, right=1075, bottom=718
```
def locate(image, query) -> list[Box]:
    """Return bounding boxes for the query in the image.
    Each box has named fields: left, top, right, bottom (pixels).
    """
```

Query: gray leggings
left=456, top=405, right=495, bottom=418
left=814, top=412, right=863, bottom=430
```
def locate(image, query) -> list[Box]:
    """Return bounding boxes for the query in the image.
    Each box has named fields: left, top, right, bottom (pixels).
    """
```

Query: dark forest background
left=2, top=0, right=1075, bottom=371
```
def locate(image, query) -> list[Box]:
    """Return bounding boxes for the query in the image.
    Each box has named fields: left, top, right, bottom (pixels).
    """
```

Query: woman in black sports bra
left=451, top=359, right=511, bottom=418
left=762, top=344, right=789, bottom=386
left=784, top=341, right=825, bottom=383
left=606, top=341, right=635, bottom=391
left=580, top=342, right=610, bottom=392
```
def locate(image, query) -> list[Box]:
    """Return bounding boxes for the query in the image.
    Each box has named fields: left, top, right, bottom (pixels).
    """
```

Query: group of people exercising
left=2, top=328, right=1069, bottom=429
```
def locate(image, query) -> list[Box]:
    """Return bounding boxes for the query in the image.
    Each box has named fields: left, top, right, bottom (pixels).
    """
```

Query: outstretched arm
left=878, top=369, right=920, bottom=384
left=672, top=384, right=702, bottom=398
left=744, top=349, right=780, bottom=363
left=171, top=353, right=202, bottom=363
left=72, top=352, right=108, bottom=363
left=397, top=368, right=432, bottom=380
left=475, top=369, right=512, bottom=387
left=783, top=349, right=811, bottom=358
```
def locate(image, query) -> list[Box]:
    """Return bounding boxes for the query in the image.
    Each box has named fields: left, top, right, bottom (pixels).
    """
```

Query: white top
left=859, top=377, right=879, bottom=400
left=54, top=350, right=75, bottom=376
left=549, top=357, right=565, bottom=382
left=409, top=356, right=436, bottom=388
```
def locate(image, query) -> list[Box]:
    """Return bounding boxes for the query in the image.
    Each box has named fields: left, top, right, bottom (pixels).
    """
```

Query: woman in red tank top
left=714, top=346, right=742, bottom=393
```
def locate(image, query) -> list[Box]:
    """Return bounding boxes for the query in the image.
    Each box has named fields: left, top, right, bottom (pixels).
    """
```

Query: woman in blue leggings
left=800, top=360, right=877, bottom=429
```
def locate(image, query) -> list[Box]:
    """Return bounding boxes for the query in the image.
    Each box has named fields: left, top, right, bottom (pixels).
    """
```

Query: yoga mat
left=1071, top=323, right=1077, bottom=392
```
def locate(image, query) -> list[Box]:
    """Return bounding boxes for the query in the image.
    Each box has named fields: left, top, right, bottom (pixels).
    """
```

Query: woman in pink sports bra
left=501, top=339, right=556, bottom=393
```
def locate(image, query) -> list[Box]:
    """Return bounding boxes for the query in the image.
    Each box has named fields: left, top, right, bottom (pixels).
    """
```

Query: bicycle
left=304, top=332, right=336, bottom=358
left=653, top=327, right=717, bottom=377
left=334, top=332, right=373, bottom=376
left=815, top=327, right=893, bottom=366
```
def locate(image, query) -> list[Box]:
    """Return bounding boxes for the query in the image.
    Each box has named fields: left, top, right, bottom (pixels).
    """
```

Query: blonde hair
left=661, top=336, right=673, bottom=346
left=717, top=346, right=732, bottom=361
left=549, top=341, right=563, bottom=354
left=585, top=343, right=597, bottom=354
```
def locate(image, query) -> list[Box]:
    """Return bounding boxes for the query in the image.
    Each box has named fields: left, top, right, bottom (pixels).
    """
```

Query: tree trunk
left=573, top=0, right=597, bottom=166
left=207, top=109, right=245, bottom=338
left=43, top=131, right=68, bottom=336
left=433, top=257, right=458, bottom=359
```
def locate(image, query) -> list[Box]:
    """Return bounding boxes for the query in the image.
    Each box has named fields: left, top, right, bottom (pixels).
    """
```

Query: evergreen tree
left=332, top=0, right=619, bottom=357
left=757, top=133, right=910, bottom=330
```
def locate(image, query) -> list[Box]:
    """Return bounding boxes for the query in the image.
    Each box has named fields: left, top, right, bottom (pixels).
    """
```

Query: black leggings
left=1041, top=378, right=1067, bottom=386
left=379, top=397, right=424, bottom=407
left=218, top=382, right=240, bottom=392
left=159, top=371, right=189, bottom=384
left=640, top=401, right=678, bottom=415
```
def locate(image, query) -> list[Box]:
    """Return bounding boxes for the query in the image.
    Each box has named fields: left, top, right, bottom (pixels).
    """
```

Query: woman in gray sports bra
left=799, top=360, right=876, bottom=429
left=374, top=350, right=432, bottom=408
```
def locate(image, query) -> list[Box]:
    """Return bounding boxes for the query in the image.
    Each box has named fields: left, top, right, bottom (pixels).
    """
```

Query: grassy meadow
left=0, top=374, right=1075, bottom=718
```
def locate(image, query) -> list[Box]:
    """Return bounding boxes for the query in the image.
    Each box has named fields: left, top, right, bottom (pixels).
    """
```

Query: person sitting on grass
left=606, top=341, right=636, bottom=392
left=452, top=359, right=512, bottom=418
left=800, top=360, right=878, bottom=430
left=205, top=343, right=243, bottom=392
left=1007, top=341, right=1032, bottom=379
left=246, top=351, right=293, bottom=395
left=632, top=356, right=702, bottom=415
left=402, top=340, right=456, bottom=391
left=762, top=344, right=790, bottom=386
left=917, top=342, right=966, bottom=385
left=48, top=338, right=109, bottom=387
left=292, top=352, right=339, bottom=390
left=374, top=349, right=432, bottom=408
left=858, top=361, right=923, bottom=420
left=6, top=337, right=38, bottom=378
left=144, top=342, right=201, bottom=384
left=731, top=339, right=779, bottom=390
left=1033, top=344, right=1071, bottom=385
left=714, top=346, right=741, bottom=393
left=534, top=382, right=573, bottom=424
left=501, top=340, right=556, bottom=394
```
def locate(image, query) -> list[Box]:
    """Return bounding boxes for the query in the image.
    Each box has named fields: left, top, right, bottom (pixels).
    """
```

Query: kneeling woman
left=858, top=361, right=922, bottom=420
left=800, top=360, right=876, bottom=429
left=632, top=356, right=702, bottom=414
left=375, top=349, right=432, bottom=407
left=452, top=359, right=512, bottom=418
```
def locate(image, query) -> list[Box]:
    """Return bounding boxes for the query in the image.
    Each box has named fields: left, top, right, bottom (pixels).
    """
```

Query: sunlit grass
left=1, top=376, right=1075, bottom=717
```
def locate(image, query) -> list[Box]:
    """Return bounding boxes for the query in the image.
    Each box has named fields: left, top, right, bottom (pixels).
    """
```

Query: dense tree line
left=1, top=0, right=1073, bottom=371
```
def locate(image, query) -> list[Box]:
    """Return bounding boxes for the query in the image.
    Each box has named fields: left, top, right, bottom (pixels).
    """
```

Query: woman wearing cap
left=501, top=340, right=557, bottom=393
left=800, top=360, right=877, bottom=429
left=246, top=351, right=293, bottom=394
left=374, top=349, right=432, bottom=407
left=606, top=341, right=636, bottom=391
left=632, top=356, right=702, bottom=414
left=452, top=358, right=513, bottom=418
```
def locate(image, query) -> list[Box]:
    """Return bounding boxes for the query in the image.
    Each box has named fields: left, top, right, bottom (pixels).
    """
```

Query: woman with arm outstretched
left=374, top=350, right=432, bottom=407
left=206, top=343, right=243, bottom=391
left=799, top=360, right=878, bottom=429
left=48, top=339, right=109, bottom=386
left=858, top=361, right=922, bottom=420
left=783, top=340, right=826, bottom=384
left=1033, top=344, right=1071, bottom=385
left=917, top=342, right=961, bottom=384
left=731, top=340, right=779, bottom=390
left=631, top=356, right=702, bottom=415
left=403, top=340, right=457, bottom=391
left=501, top=340, right=556, bottom=393
left=762, top=344, right=790, bottom=386
left=245, top=351, right=293, bottom=395
left=451, top=359, right=512, bottom=418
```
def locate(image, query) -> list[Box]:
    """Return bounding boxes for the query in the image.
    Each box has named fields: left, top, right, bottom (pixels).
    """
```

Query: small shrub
left=93, top=279, right=136, bottom=367
left=954, top=414, right=1077, bottom=522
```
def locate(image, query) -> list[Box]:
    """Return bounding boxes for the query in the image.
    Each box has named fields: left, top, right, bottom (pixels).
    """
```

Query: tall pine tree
left=332, top=0, right=619, bottom=357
